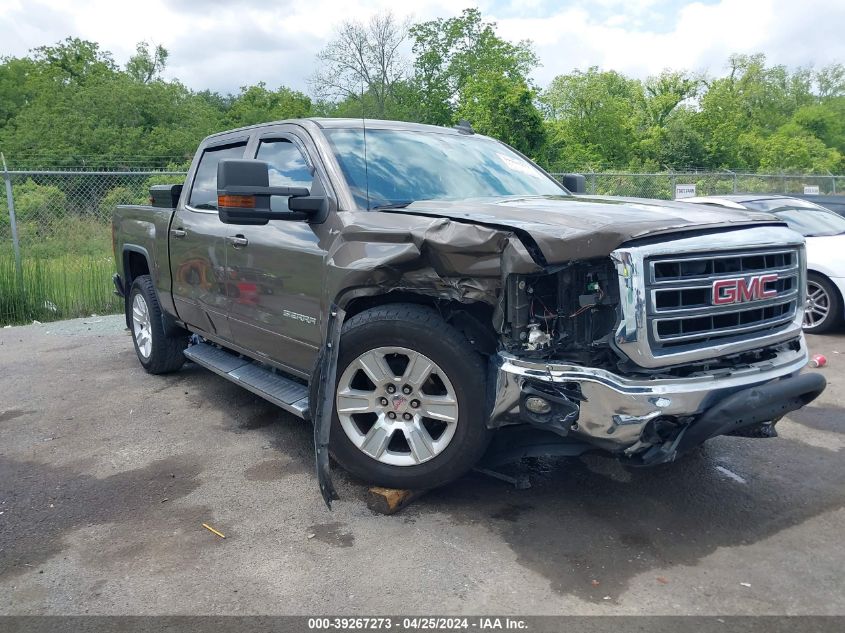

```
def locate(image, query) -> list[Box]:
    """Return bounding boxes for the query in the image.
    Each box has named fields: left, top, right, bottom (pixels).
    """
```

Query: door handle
left=228, top=235, right=249, bottom=249
left=170, top=228, right=187, bottom=238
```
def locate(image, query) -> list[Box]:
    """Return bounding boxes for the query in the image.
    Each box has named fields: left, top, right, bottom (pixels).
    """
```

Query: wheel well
left=343, top=292, right=499, bottom=355
left=123, top=250, right=151, bottom=328
left=124, top=250, right=150, bottom=287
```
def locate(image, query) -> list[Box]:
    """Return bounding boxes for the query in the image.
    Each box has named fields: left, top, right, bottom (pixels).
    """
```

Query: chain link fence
left=551, top=172, right=845, bottom=199
left=1, top=169, right=187, bottom=325
left=2, top=167, right=844, bottom=325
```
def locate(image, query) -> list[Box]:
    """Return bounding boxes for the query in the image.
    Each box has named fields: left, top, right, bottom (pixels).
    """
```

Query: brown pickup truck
left=112, top=118, right=825, bottom=505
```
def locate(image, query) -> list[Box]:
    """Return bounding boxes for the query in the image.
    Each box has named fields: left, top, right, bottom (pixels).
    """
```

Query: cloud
left=1, top=0, right=842, bottom=96
left=496, top=0, right=845, bottom=85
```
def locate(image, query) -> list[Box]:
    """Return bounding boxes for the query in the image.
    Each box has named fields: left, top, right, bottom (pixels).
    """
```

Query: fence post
left=590, top=173, right=596, bottom=195
left=1, top=153, right=22, bottom=285
left=832, top=175, right=837, bottom=195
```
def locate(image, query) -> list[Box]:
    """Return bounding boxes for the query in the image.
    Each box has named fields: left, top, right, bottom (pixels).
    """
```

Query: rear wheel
left=804, top=273, right=843, bottom=334
left=129, top=275, right=188, bottom=374
left=328, top=304, right=491, bottom=490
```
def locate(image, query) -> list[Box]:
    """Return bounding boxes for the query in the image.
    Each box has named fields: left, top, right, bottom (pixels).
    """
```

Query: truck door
left=225, top=130, right=327, bottom=375
left=170, top=138, right=248, bottom=340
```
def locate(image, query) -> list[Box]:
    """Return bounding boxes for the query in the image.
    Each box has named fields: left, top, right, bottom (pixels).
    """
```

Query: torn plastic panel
left=313, top=304, right=344, bottom=509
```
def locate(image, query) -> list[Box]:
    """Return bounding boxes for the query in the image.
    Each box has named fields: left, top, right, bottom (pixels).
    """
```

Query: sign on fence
left=803, top=185, right=820, bottom=195
left=674, top=184, right=696, bottom=199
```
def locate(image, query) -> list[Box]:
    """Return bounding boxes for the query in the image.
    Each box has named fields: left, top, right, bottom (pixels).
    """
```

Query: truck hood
left=395, top=195, right=782, bottom=263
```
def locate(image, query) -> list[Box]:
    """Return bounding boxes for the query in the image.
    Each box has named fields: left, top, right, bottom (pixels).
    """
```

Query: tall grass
left=0, top=252, right=121, bottom=325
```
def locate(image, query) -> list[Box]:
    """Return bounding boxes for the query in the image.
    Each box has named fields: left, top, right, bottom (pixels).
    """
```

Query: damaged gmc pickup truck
left=113, top=118, right=825, bottom=504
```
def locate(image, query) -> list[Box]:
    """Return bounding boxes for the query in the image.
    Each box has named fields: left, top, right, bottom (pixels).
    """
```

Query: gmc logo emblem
left=712, top=274, right=779, bottom=305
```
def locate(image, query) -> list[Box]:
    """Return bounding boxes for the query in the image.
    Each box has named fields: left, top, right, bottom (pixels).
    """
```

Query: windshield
left=323, top=128, right=566, bottom=209
left=743, top=199, right=845, bottom=236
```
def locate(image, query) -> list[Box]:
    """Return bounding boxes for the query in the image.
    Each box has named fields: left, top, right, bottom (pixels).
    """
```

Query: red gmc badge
left=712, top=274, right=779, bottom=305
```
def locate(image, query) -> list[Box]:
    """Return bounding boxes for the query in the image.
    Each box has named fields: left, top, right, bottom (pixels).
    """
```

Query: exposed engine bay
left=503, top=258, right=620, bottom=368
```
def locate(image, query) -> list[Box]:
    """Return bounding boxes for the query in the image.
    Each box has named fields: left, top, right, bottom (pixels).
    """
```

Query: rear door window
left=256, top=139, right=314, bottom=212
left=189, top=143, right=247, bottom=210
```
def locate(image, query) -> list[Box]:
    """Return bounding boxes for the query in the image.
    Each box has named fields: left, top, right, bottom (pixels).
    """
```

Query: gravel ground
left=0, top=315, right=843, bottom=615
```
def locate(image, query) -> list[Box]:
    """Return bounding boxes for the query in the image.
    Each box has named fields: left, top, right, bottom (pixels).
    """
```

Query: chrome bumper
left=490, top=342, right=810, bottom=456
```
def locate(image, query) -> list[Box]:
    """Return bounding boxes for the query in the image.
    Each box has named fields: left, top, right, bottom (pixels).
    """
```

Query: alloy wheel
left=132, top=293, right=153, bottom=359
left=804, top=280, right=831, bottom=329
left=336, top=346, right=459, bottom=467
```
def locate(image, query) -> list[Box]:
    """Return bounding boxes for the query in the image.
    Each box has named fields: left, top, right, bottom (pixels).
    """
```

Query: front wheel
left=327, top=304, right=491, bottom=490
left=804, top=273, right=843, bottom=334
left=129, top=275, right=188, bottom=374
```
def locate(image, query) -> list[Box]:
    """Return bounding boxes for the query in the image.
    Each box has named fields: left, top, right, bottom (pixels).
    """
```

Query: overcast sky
left=2, top=0, right=844, bottom=95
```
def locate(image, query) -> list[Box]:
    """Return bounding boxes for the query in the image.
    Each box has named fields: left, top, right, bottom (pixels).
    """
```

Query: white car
left=684, top=195, right=845, bottom=334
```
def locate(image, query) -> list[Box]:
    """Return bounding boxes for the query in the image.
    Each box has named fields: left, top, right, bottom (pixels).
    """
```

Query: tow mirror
left=562, top=173, right=586, bottom=194
left=216, top=158, right=325, bottom=225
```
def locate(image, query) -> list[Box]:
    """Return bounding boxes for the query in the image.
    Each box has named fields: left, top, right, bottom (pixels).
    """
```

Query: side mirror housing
left=216, top=158, right=322, bottom=225
left=562, top=173, right=586, bottom=194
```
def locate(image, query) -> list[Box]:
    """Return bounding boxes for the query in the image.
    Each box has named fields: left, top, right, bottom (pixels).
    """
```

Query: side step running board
left=184, top=342, right=310, bottom=419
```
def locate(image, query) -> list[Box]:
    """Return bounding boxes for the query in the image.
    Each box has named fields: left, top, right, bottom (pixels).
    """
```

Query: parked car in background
left=685, top=195, right=845, bottom=334
left=790, top=194, right=845, bottom=217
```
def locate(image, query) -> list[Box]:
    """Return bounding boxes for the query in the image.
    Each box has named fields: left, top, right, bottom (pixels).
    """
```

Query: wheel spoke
left=132, top=305, right=145, bottom=322
left=360, top=421, right=392, bottom=459
left=356, top=350, right=394, bottom=385
left=404, top=422, right=435, bottom=463
left=418, top=394, right=459, bottom=423
left=402, top=353, right=434, bottom=389
left=336, top=388, right=374, bottom=414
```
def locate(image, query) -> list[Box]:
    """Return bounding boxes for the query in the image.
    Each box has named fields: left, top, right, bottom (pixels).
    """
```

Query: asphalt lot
left=1, top=315, right=843, bottom=615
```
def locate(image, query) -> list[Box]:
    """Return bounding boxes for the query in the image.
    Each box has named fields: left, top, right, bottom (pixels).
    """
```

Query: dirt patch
left=490, top=503, right=534, bottom=522
left=0, top=455, right=207, bottom=580
left=0, top=409, right=35, bottom=423
left=426, top=435, right=845, bottom=604
left=244, top=458, right=301, bottom=481
left=787, top=405, right=845, bottom=434
left=307, top=522, right=354, bottom=548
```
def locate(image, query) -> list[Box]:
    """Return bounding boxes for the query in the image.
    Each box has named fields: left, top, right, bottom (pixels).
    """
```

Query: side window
left=256, top=139, right=314, bottom=212
left=188, top=143, right=247, bottom=209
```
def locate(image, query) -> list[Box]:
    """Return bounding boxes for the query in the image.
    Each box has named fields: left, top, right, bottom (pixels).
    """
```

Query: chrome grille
left=646, top=248, right=801, bottom=350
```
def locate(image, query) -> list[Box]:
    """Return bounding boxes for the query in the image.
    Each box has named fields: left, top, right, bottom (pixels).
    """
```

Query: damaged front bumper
left=489, top=342, right=825, bottom=464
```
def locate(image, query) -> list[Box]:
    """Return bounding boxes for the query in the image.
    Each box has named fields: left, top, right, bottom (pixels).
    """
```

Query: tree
left=225, top=83, right=311, bottom=127
left=311, top=11, right=408, bottom=118
left=641, top=70, right=701, bottom=128
left=410, top=8, right=538, bottom=126
left=31, top=37, right=116, bottom=83
left=456, top=72, right=545, bottom=158
left=759, top=122, right=843, bottom=173
left=541, top=67, right=642, bottom=169
left=126, top=41, right=168, bottom=83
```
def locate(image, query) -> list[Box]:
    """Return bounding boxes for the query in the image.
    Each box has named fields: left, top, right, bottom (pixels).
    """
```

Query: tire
left=324, top=304, right=491, bottom=490
left=128, top=275, right=188, bottom=374
left=804, top=272, right=843, bottom=334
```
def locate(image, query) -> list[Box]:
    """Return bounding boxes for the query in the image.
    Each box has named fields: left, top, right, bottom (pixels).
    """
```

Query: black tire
left=323, top=304, right=491, bottom=490
left=128, top=275, right=188, bottom=374
left=804, top=272, right=843, bottom=334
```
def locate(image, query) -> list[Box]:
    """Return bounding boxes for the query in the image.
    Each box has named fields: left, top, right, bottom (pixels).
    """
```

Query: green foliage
left=456, top=72, right=545, bottom=158
left=225, top=83, right=312, bottom=128
left=13, top=179, right=68, bottom=222
left=542, top=68, right=642, bottom=170
left=0, top=252, right=120, bottom=324
left=410, top=8, right=540, bottom=126
left=98, top=186, right=140, bottom=216
left=1, top=15, right=844, bottom=178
